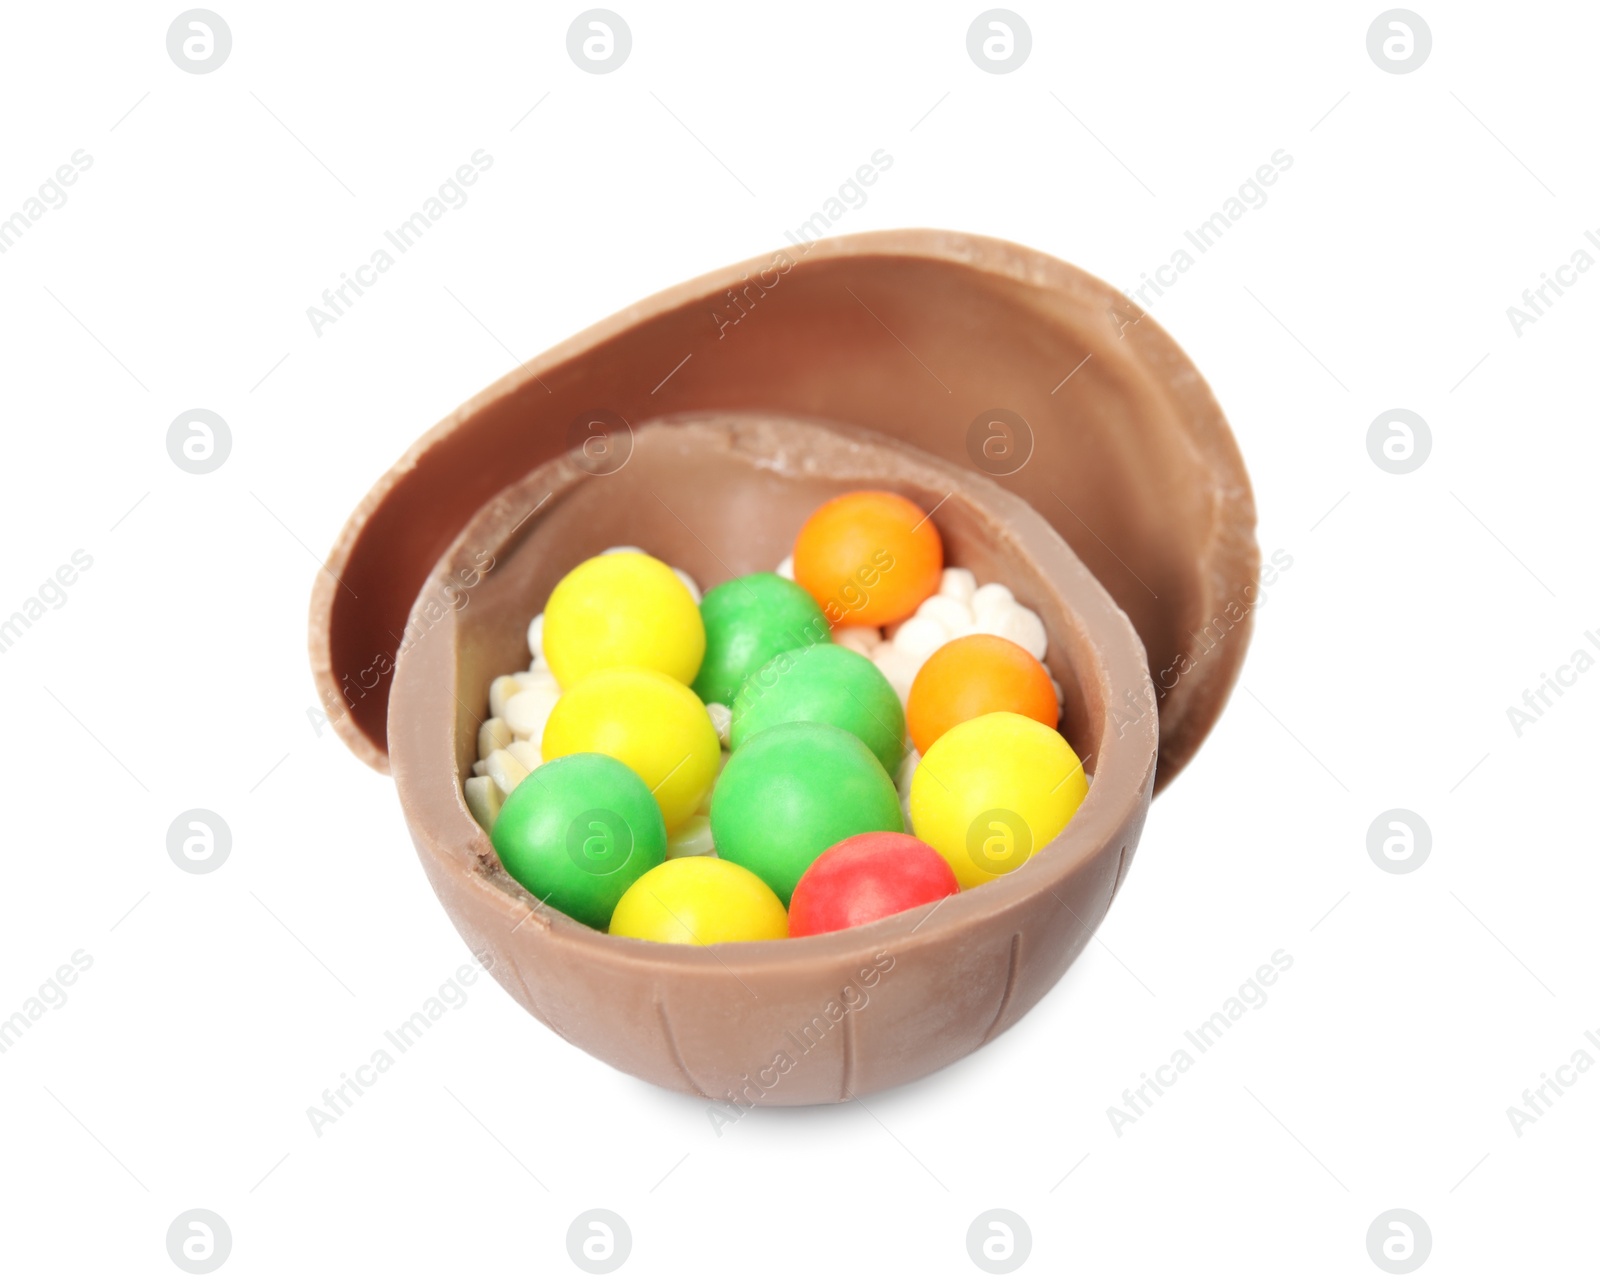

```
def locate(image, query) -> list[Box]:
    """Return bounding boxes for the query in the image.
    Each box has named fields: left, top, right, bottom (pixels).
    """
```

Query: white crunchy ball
left=464, top=775, right=504, bottom=831
left=673, top=567, right=702, bottom=604
left=915, top=594, right=972, bottom=635
left=970, top=581, right=1016, bottom=624
left=833, top=626, right=881, bottom=657
left=776, top=554, right=795, bottom=580
left=488, top=674, right=521, bottom=719
left=870, top=642, right=920, bottom=704
left=526, top=612, right=544, bottom=659
left=993, top=602, right=1049, bottom=660
left=939, top=568, right=977, bottom=604
left=889, top=616, right=947, bottom=665
left=602, top=544, right=646, bottom=556
left=667, top=814, right=716, bottom=859
left=705, top=701, right=733, bottom=747
left=478, top=717, right=513, bottom=760
left=507, top=740, right=542, bottom=771
left=504, top=687, right=560, bottom=741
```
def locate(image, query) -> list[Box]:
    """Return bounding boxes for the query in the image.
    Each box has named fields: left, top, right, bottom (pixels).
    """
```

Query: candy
left=792, top=490, right=942, bottom=627
left=730, top=643, right=905, bottom=776
left=609, top=856, right=788, bottom=944
left=909, top=711, right=1088, bottom=889
left=788, top=832, right=959, bottom=937
left=692, top=572, right=830, bottom=707
left=541, top=551, right=705, bottom=688
left=490, top=753, right=668, bottom=930
left=711, top=722, right=904, bottom=905
left=463, top=774, right=504, bottom=831
left=906, top=634, right=1060, bottom=754
left=541, top=667, right=720, bottom=828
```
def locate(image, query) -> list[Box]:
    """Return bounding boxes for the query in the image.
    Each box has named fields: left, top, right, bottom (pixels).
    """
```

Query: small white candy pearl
left=939, top=568, right=976, bottom=603
left=477, top=717, right=513, bottom=760
left=993, top=602, right=1049, bottom=660
left=970, top=582, right=1015, bottom=624
left=889, top=616, right=947, bottom=665
left=673, top=567, right=702, bottom=604
left=485, top=748, right=528, bottom=797
left=526, top=612, right=544, bottom=659
left=705, top=701, right=733, bottom=748
left=505, top=687, right=560, bottom=741
left=833, top=626, right=880, bottom=657
left=602, top=544, right=645, bottom=556
left=463, top=775, right=504, bottom=831
left=776, top=554, right=795, bottom=580
left=488, top=674, right=521, bottom=719
left=667, top=814, right=715, bottom=858
left=870, top=642, right=920, bottom=703
left=915, top=594, right=972, bottom=636
left=507, top=739, right=542, bottom=771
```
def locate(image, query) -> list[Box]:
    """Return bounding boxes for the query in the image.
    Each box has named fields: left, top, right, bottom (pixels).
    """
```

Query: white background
left=2, top=1, right=1595, bottom=1278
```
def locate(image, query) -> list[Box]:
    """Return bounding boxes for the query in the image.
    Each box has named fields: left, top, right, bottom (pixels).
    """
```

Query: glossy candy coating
left=692, top=572, right=831, bottom=707
left=490, top=753, right=667, bottom=930
left=541, top=551, right=705, bottom=687
left=909, top=711, right=1088, bottom=889
left=906, top=633, right=1060, bottom=754
left=730, top=642, right=906, bottom=775
left=609, top=857, right=788, bottom=944
left=792, top=490, right=942, bottom=628
left=541, top=667, right=720, bottom=828
left=710, top=721, right=903, bottom=905
left=788, top=832, right=959, bottom=937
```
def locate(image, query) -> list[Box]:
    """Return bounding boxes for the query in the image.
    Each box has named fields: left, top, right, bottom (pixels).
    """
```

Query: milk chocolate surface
left=386, top=414, right=1158, bottom=1103
left=311, top=230, right=1258, bottom=789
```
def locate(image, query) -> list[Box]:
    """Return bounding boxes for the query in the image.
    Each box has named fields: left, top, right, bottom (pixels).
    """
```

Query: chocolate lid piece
left=310, top=230, right=1257, bottom=788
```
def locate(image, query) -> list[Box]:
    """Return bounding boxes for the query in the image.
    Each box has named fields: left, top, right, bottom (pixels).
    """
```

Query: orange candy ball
left=792, top=490, right=942, bottom=628
left=906, top=634, right=1060, bottom=754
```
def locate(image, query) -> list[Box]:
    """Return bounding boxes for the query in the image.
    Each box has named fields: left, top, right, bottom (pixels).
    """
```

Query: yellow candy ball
left=542, top=551, right=705, bottom=688
left=609, top=857, right=788, bottom=944
left=542, top=667, right=720, bottom=829
left=909, top=711, right=1088, bottom=889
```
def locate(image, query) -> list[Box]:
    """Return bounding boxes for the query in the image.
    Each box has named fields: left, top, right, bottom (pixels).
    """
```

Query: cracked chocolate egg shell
left=311, top=229, right=1257, bottom=787
left=308, top=232, right=1258, bottom=1103
left=388, top=414, right=1158, bottom=1103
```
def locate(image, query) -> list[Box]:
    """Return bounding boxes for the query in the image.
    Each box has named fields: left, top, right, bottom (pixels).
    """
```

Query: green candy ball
left=731, top=642, right=906, bottom=776
left=489, top=753, right=667, bottom=930
left=710, top=722, right=903, bottom=905
left=692, top=573, right=831, bottom=708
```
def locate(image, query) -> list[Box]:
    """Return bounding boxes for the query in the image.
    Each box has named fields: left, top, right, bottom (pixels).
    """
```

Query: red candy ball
left=788, top=832, right=959, bottom=937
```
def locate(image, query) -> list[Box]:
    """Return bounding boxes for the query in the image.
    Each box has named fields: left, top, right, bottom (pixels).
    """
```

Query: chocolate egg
left=308, top=232, right=1258, bottom=1104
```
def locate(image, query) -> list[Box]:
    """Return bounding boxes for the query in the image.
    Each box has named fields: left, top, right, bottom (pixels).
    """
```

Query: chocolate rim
left=311, top=229, right=1257, bottom=790
left=385, top=414, right=1158, bottom=1101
